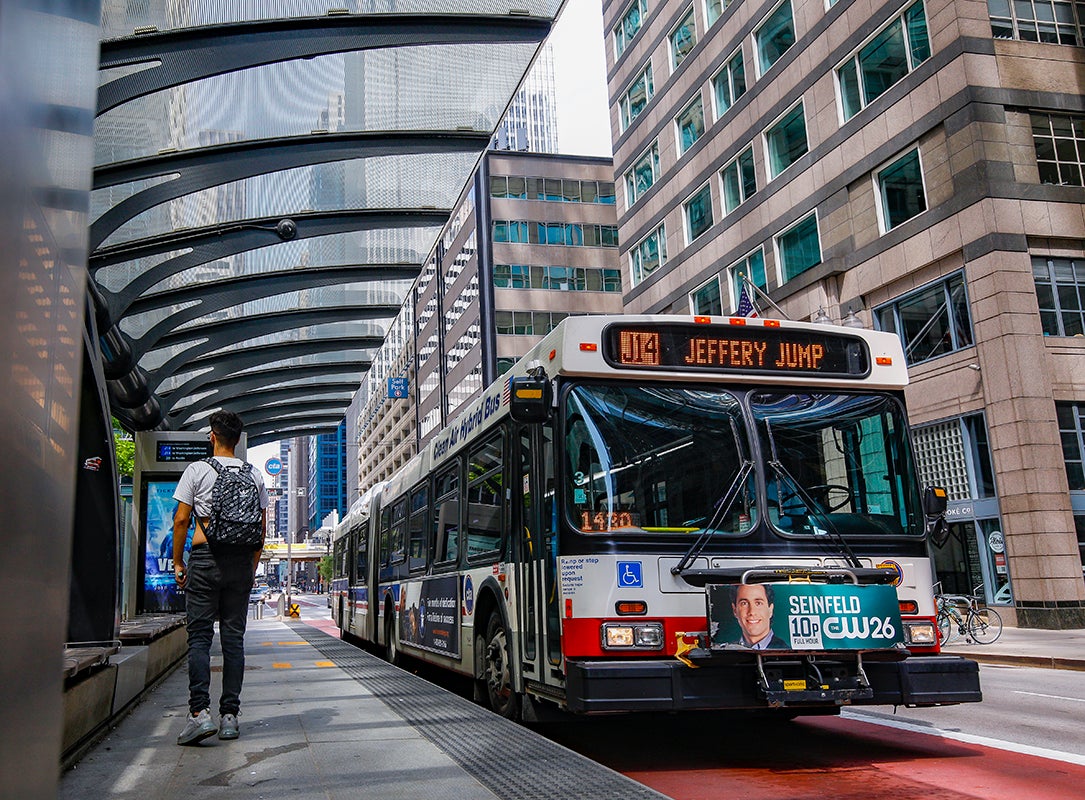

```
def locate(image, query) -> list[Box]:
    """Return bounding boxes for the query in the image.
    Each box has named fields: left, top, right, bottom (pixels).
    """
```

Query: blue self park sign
left=264, top=457, right=283, bottom=476
left=388, top=377, right=409, bottom=398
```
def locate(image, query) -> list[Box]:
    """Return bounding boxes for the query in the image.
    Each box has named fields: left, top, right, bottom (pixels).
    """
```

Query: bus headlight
left=602, top=622, right=664, bottom=650
left=904, top=620, right=936, bottom=645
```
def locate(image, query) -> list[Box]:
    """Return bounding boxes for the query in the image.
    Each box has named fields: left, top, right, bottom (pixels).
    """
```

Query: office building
left=604, top=0, right=1085, bottom=626
left=355, top=151, right=622, bottom=490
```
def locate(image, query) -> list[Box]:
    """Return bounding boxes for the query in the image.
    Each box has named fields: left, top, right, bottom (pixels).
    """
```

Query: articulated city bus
left=331, top=315, right=981, bottom=719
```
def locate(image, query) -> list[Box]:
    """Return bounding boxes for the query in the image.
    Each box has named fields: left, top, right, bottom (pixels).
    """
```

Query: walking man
left=172, top=410, right=268, bottom=745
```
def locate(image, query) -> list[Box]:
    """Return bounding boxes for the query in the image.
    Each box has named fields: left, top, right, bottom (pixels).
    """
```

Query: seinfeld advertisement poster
left=707, top=583, right=903, bottom=651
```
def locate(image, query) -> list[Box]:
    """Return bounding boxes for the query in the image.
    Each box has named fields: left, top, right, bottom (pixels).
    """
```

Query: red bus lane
left=552, top=713, right=1085, bottom=800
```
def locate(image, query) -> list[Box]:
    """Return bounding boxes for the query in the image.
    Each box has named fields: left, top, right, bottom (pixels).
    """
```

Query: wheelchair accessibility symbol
left=617, top=561, right=643, bottom=588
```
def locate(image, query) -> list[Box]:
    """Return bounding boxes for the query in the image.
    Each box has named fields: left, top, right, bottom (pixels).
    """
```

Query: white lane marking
left=841, top=710, right=1085, bottom=766
left=1013, top=690, right=1085, bottom=703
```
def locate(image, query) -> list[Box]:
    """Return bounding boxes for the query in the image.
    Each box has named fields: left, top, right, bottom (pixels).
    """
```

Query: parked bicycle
left=934, top=583, right=1003, bottom=645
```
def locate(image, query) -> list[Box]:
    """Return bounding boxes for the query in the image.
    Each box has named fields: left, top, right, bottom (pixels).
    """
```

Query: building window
left=1057, top=402, right=1085, bottom=490
left=874, top=272, right=974, bottom=364
left=775, top=212, right=821, bottom=282
left=755, top=0, right=796, bottom=76
left=712, top=48, right=747, bottom=118
left=496, top=311, right=570, bottom=336
left=494, top=220, right=616, bottom=248
left=684, top=183, right=714, bottom=243
left=620, top=63, right=655, bottom=131
left=1031, top=111, right=1085, bottom=186
left=721, top=146, right=757, bottom=214
left=876, top=147, right=927, bottom=232
left=838, top=1, right=931, bottom=122
left=764, top=102, right=807, bottom=178
left=671, top=8, right=698, bottom=70
left=676, top=93, right=706, bottom=155
left=690, top=275, right=723, bottom=314
left=625, top=141, right=660, bottom=206
left=631, top=223, right=667, bottom=285
left=615, top=0, right=649, bottom=58
left=727, top=249, right=767, bottom=310
left=988, top=0, right=1085, bottom=44
left=1033, top=255, right=1085, bottom=336
left=494, top=265, right=622, bottom=292
left=494, top=263, right=529, bottom=288
left=705, top=0, right=730, bottom=26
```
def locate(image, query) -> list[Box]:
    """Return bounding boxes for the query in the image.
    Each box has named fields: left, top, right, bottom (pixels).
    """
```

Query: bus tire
left=482, top=613, right=519, bottom=720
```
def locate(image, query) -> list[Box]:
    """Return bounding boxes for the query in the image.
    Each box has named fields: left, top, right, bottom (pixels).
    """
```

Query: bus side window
left=467, top=432, right=504, bottom=561
left=408, top=484, right=429, bottom=574
left=433, top=462, right=461, bottom=566
left=354, top=529, right=366, bottom=581
left=379, top=507, right=392, bottom=568
left=389, top=498, right=407, bottom=565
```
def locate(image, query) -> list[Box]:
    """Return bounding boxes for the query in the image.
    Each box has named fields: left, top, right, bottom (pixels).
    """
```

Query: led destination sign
left=604, top=323, right=870, bottom=377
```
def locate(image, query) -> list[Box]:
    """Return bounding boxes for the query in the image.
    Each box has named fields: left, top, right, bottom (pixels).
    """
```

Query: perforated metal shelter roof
left=92, top=1, right=559, bottom=445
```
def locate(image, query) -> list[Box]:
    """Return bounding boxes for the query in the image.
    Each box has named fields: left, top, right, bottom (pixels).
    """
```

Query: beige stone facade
left=605, top=0, right=1085, bottom=626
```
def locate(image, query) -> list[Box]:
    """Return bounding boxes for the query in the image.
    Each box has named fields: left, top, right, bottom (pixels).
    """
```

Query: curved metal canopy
left=93, top=2, right=558, bottom=444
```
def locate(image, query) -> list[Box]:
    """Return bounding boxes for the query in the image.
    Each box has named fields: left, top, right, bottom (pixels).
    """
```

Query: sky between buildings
left=550, top=0, right=613, bottom=158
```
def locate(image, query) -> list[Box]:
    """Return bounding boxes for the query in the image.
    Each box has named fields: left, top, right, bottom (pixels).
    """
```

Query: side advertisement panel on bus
left=399, top=576, right=461, bottom=658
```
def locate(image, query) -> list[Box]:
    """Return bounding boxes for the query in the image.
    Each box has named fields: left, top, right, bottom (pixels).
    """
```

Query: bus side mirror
left=509, top=374, right=552, bottom=423
left=923, top=486, right=950, bottom=548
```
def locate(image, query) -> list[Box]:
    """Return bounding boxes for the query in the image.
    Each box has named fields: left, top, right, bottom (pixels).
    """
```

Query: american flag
left=736, top=284, right=759, bottom=318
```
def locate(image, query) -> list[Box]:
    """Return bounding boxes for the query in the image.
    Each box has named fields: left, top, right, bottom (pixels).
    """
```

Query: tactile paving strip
left=289, top=623, right=665, bottom=800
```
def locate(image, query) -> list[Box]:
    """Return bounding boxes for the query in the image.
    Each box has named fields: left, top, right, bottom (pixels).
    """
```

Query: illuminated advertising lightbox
left=706, top=583, right=903, bottom=651
left=140, top=478, right=194, bottom=613
left=603, top=323, right=870, bottom=377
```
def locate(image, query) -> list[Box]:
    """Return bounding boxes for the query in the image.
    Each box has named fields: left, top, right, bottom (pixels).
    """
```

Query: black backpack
left=199, top=458, right=263, bottom=549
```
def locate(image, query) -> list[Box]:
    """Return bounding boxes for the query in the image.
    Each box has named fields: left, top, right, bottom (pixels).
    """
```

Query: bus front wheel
left=482, top=614, right=519, bottom=720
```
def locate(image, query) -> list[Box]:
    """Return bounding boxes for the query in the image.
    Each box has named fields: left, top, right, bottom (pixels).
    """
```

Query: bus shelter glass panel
left=750, top=392, right=923, bottom=538
left=563, top=385, right=755, bottom=535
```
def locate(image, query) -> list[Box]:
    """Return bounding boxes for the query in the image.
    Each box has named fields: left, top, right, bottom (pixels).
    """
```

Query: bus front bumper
left=564, top=654, right=981, bottom=714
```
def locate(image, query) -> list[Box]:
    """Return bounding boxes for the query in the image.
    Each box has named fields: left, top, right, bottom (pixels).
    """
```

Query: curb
left=949, top=651, right=1085, bottom=671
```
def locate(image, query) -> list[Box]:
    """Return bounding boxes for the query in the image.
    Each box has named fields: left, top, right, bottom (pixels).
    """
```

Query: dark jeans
left=185, top=544, right=254, bottom=716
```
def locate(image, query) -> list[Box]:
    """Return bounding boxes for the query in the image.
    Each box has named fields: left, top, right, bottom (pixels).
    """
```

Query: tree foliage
left=113, top=419, right=135, bottom=477
left=318, top=554, right=334, bottom=586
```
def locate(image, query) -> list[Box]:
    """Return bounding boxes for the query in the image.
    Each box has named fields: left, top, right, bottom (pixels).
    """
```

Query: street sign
left=388, top=376, right=409, bottom=398
left=264, top=457, right=283, bottom=476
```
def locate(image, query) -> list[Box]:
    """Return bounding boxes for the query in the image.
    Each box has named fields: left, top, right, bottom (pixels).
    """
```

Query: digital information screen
left=156, top=441, right=212, bottom=463
left=604, top=323, right=870, bottom=377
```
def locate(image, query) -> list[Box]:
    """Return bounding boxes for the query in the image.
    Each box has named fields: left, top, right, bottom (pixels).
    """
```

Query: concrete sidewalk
left=58, top=617, right=664, bottom=800
left=942, top=624, right=1085, bottom=670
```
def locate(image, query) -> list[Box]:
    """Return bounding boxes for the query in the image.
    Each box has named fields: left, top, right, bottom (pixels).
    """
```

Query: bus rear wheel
left=483, top=614, right=519, bottom=720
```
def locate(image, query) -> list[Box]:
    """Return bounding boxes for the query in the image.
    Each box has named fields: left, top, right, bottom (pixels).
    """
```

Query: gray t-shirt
left=173, top=457, right=270, bottom=518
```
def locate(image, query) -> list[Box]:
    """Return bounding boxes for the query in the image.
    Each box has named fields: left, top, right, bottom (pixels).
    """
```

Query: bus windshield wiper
left=672, top=416, right=753, bottom=575
left=671, top=458, right=753, bottom=575
left=764, top=420, right=861, bottom=569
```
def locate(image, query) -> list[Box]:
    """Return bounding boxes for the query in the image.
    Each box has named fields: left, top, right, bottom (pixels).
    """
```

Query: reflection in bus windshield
left=752, top=392, right=922, bottom=537
left=563, top=385, right=923, bottom=538
left=564, top=385, right=755, bottom=535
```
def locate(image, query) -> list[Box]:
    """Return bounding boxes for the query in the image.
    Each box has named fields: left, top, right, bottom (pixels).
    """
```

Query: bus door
left=516, top=427, right=564, bottom=696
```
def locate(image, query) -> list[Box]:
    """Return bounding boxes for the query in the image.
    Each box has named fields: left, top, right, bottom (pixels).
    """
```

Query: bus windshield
left=751, top=392, right=922, bottom=538
left=564, top=384, right=755, bottom=535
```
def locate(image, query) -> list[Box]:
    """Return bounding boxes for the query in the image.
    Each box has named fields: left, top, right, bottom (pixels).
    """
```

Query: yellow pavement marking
left=272, top=662, right=292, bottom=669
left=315, top=661, right=335, bottom=668
left=277, top=641, right=308, bottom=646
left=260, top=642, right=273, bottom=646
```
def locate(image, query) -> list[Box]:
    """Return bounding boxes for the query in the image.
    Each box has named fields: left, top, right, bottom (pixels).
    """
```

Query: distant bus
left=331, top=315, right=980, bottom=719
